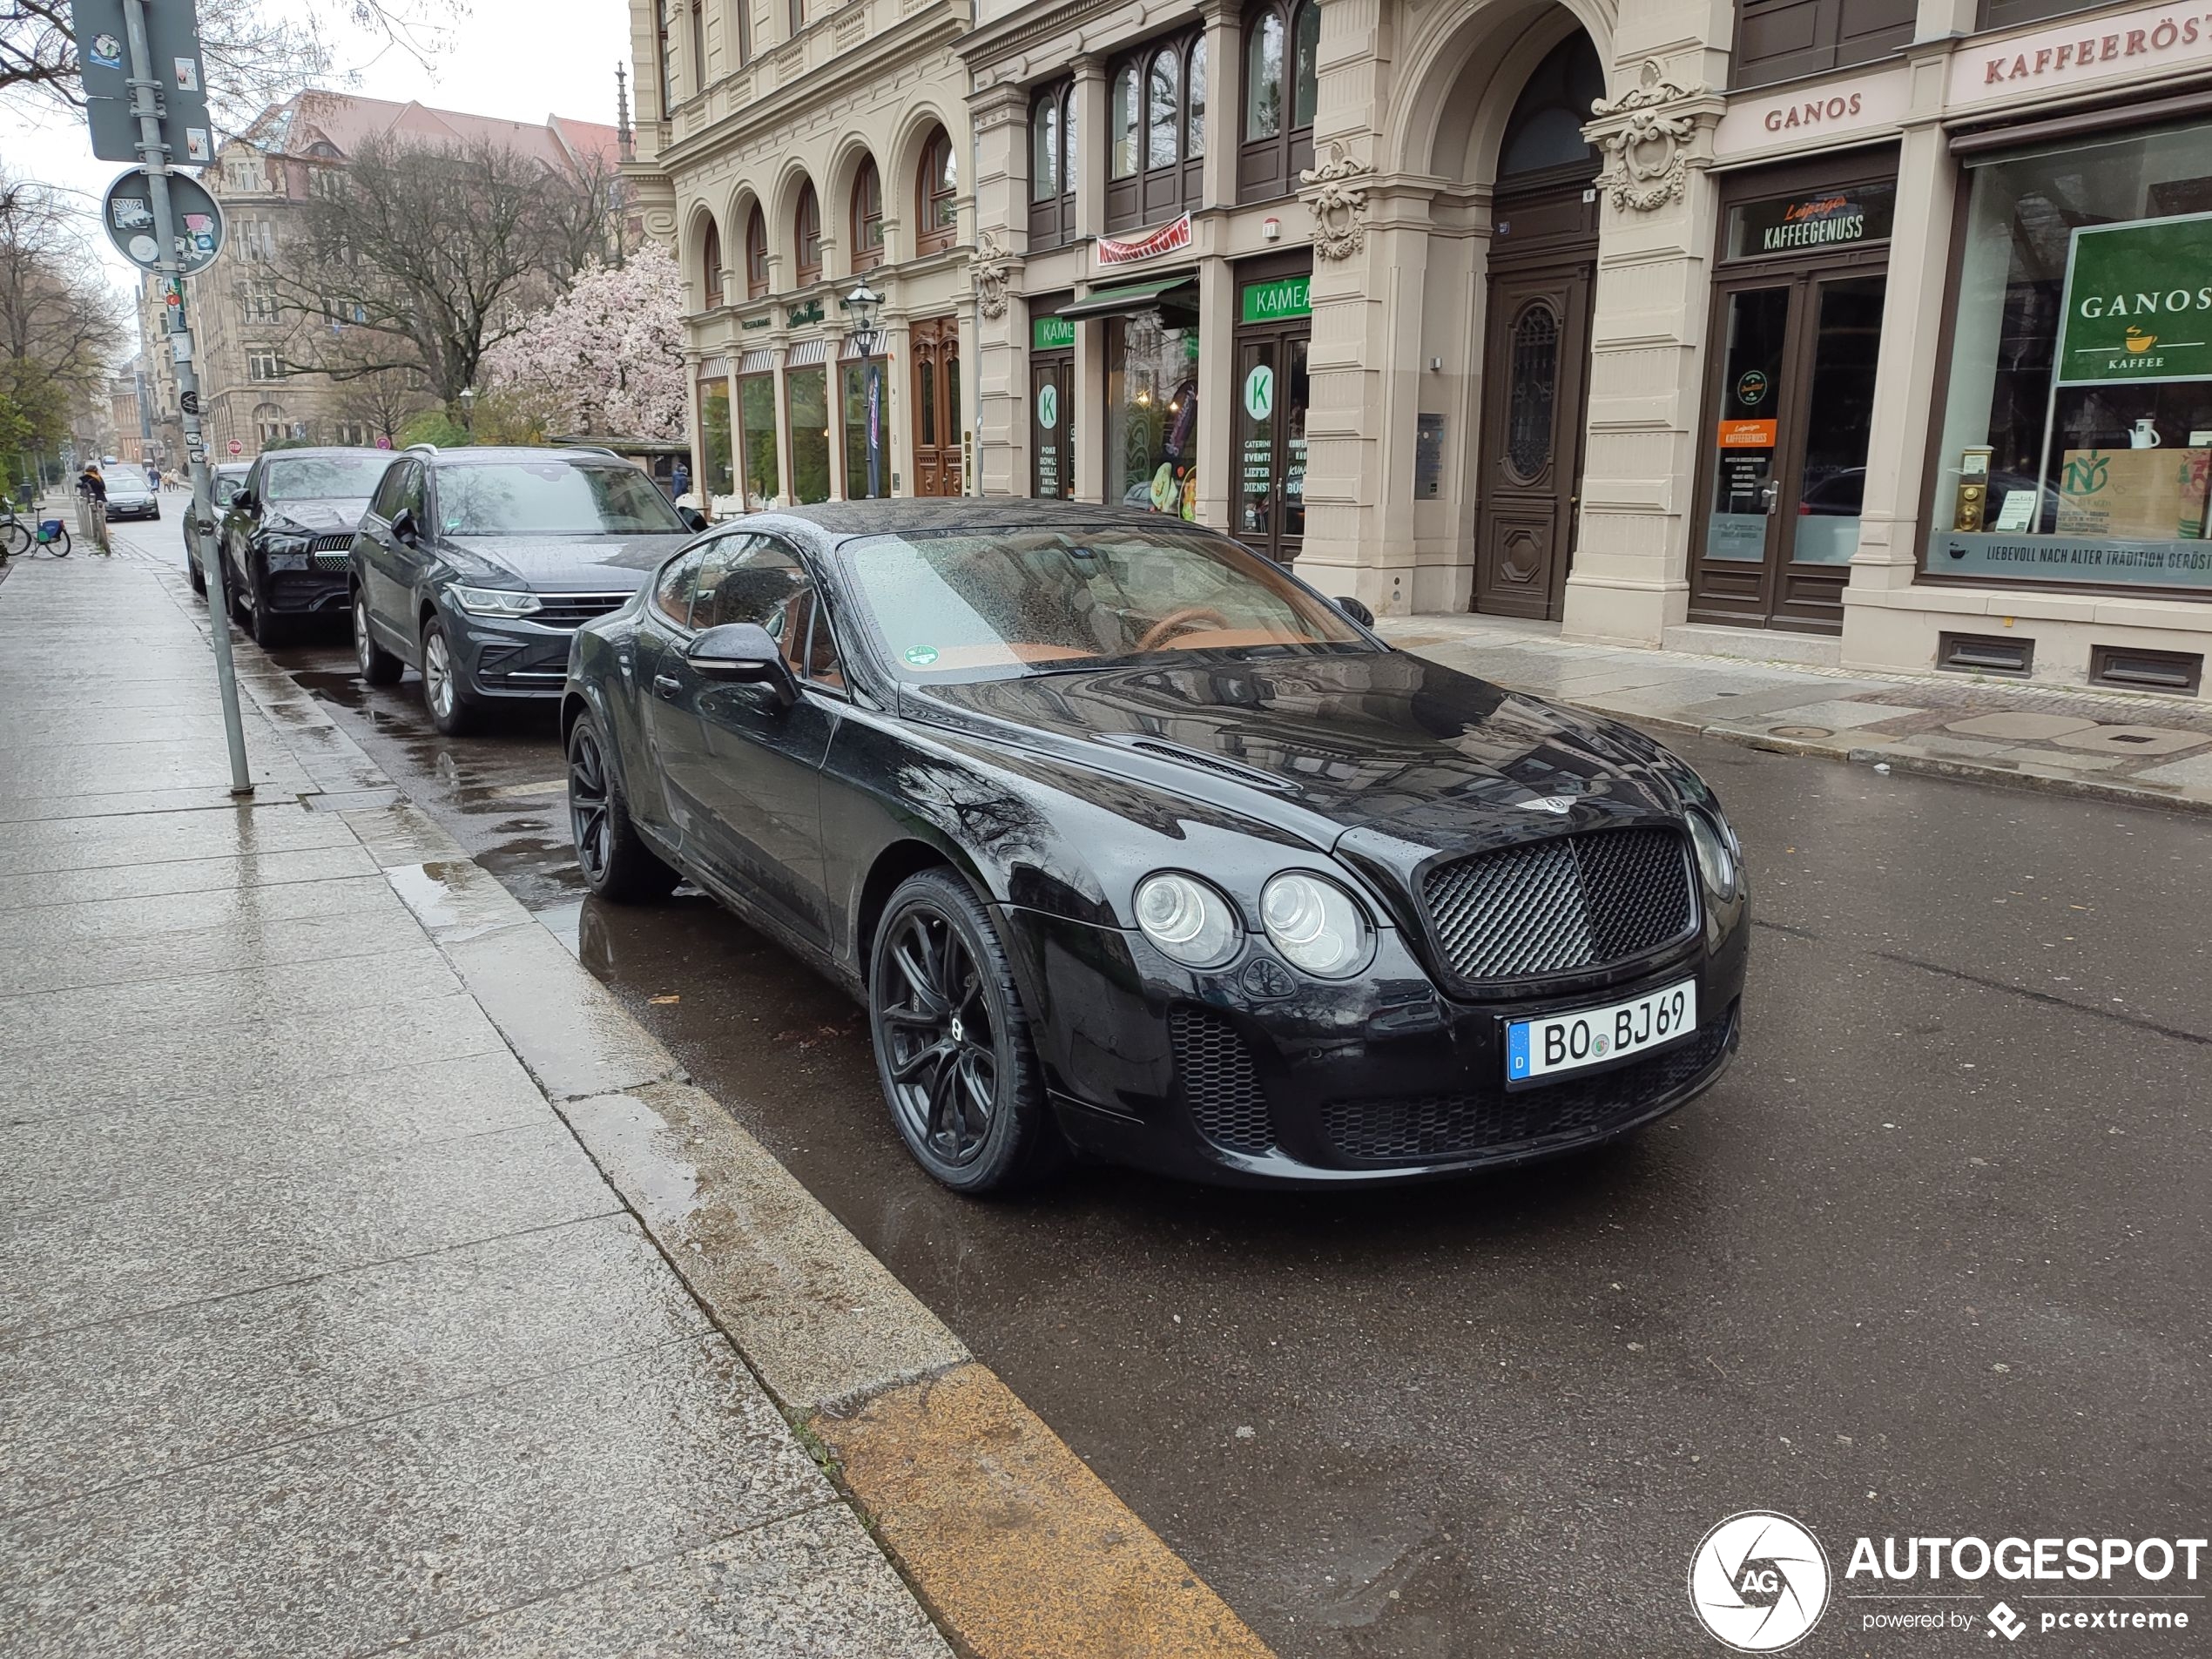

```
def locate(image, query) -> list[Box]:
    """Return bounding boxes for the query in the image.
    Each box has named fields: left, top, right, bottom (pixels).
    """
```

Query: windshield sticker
left=904, top=645, right=940, bottom=666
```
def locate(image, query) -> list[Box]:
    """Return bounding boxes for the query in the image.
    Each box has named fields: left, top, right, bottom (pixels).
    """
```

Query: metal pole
left=121, top=0, right=253, bottom=797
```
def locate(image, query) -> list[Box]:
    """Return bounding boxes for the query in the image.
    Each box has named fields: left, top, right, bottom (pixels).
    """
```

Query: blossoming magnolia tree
left=483, top=244, right=686, bottom=442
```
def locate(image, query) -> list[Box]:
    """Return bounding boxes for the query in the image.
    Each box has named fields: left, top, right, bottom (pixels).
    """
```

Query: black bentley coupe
left=562, top=502, right=1747, bottom=1192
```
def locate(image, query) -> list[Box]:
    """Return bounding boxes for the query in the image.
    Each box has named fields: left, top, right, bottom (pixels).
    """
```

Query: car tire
left=186, top=549, right=206, bottom=595
left=249, top=574, right=289, bottom=649
left=420, top=617, right=477, bottom=735
left=868, top=868, right=1068, bottom=1196
left=226, top=556, right=251, bottom=630
left=564, top=709, right=679, bottom=902
left=354, top=588, right=403, bottom=685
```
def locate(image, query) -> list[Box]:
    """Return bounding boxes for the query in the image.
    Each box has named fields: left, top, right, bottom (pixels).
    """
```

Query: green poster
left=1033, top=316, right=1075, bottom=351
left=1240, top=275, right=1311, bottom=324
left=2057, top=211, right=2212, bottom=386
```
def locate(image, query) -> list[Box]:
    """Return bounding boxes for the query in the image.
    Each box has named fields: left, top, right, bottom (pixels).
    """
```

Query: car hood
left=265, top=498, right=372, bottom=536
left=904, top=649, right=1690, bottom=869
left=443, top=533, right=691, bottom=591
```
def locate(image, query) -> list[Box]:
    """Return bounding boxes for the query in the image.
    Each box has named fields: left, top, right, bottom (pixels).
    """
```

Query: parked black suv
left=349, top=445, right=704, bottom=734
left=220, top=448, right=395, bottom=645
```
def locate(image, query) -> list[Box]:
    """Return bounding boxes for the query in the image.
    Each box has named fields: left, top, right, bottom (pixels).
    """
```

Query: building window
left=841, top=347, right=889, bottom=499
left=1105, top=29, right=1206, bottom=232
left=850, top=157, right=884, bottom=273
left=1496, top=32, right=1603, bottom=182
left=786, top=364, right=831, bottom=502
left=1239, top=1, right=1319, bottom=201
left=1028, top=80, right=1077, bottom=250
left=794, top=180, right=822, bottom=285
left=739, top=371, right=779, bottom=505
left=247, top=350, right=284, bottom=381
left=1104, top=300, right=1200, bottom=515
left=701, top=216, right=725, bottom=307
left=916, top=126, right=957, bottom=257
left=1731, top=0, right=1914, bottom=91
left=242, top=281, right=280, bottom=326
left=309, top=166, right=345, bottom=200
left=745, top=203, right=770, bottom=297
left=655, top=0, right=673, bottom=111
left=698, top=374, right=734, bottom=497
left=689, top=0, right=706, bottom=94
left=1928, top=121, right=2212, bottom=597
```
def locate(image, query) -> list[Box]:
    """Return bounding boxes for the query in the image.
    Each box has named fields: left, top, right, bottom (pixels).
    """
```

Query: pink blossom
left=483, top=244, right=687, bottom=440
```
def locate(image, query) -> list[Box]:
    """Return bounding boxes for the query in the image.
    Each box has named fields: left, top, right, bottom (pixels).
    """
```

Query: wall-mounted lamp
left=1262, top=216, right=1281, bottom=241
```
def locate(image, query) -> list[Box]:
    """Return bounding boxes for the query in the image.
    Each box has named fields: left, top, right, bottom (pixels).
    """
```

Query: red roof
left=246, top=91, right=621, bottom=174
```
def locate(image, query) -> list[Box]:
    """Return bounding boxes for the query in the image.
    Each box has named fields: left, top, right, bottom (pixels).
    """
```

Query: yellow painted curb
left=812, top=1362, right=1277, bottom=1659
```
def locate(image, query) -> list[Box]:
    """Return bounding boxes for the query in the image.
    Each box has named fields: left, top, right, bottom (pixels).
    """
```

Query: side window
left=369, top=460, right=414, bottom=520
left=653, top=546, right=708, bottom=627
left=691, top=535, right=845, bottom=689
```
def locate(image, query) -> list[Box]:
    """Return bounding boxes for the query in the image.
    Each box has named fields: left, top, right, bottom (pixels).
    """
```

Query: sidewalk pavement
left=1379, top=612, right=2212, bottom=813
left=0, top=550, right=953, bottom=1656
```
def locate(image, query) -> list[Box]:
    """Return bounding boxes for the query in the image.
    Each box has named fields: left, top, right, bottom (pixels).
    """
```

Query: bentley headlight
left=451, top=585, right=543, bottom=617
left=1686, top=811, right=1737, bottom=899
left=1259, top=873, right=1372, bottom=978
left=1134, top=873, right=1241, bottom=969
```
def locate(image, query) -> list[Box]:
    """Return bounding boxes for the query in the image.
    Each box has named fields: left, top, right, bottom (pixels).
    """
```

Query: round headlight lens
left=1134, top=873, right=1242, bottom=969
left=1259, top=872, right=1372, bottom=978
left=1686, top=812, right=1736, bottom=899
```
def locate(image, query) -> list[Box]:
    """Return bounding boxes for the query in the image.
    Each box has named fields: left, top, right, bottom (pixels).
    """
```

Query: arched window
left=1498, top=33, right=1604, bottom=180
left=849, top=156, right=883, bottom=272
left=699, top=216, right=724, bottom=307
left=794, top=180, right=821, bottom=285
left=1104, top=27, right=1204, bottom=231
left=916, top=126, right=957, bottom=257
left=745, top=202, right=769, bottom=298
left=1238, top=0, right=1319, bottom=202
left=1028, top=80, right=1077, bottom=250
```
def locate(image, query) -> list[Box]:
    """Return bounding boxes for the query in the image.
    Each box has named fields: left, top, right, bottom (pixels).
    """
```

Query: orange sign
left=1717, top=419, right=1778, bottom=448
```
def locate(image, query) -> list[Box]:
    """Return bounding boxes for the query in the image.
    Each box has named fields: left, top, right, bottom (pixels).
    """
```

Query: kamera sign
left=2056, top=211, right=2212, bottom=385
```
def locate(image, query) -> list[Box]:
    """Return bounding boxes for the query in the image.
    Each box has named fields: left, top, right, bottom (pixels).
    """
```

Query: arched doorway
left=1471, top=30, right=1604, bottom=619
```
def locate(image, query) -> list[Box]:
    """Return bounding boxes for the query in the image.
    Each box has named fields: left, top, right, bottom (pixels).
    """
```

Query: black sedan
left=351, top=446, right=704, bottom=735
left=561, top=502, right=1748, bottom=1192
left=220, top=447, right=395, bottom=646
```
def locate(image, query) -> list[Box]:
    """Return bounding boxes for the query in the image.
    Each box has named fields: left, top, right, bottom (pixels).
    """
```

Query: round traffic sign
left=226, top=439, right=242, bottom=456
left=101, top=167, right=225, bottom=276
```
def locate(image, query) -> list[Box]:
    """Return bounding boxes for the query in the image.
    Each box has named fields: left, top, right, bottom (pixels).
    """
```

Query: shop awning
left=1058, top=276, right=1198, bottom=320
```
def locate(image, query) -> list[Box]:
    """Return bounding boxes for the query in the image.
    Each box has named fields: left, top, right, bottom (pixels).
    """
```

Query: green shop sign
left=2058, top=211, right=2212, bottom=386
left=1240, top=275, right=1311, bottom=325
left=787, top=300, right=825, bottom=327
left=1033, top=315, right=1075, bottom=351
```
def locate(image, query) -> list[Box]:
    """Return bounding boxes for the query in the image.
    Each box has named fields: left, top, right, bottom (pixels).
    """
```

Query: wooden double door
left=910, top=317, right=961, bottom=496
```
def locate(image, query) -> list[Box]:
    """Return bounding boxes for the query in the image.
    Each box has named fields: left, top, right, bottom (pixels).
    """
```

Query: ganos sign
left=2057, top=210, right=2212, bottom=384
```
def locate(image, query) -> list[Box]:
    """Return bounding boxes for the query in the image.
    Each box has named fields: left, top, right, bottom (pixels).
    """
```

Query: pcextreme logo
left=1689, top=1512, right=1832, bottom=1651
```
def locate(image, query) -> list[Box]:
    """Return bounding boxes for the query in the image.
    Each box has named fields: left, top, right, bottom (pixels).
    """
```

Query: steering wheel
left=1136, top=606, right=1231, bottom=653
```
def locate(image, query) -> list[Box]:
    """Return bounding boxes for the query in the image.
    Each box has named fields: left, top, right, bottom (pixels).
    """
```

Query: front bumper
left=994, top=900, right=1749, bottom=1188
left=256, top=550, right=350, bottom=616
left=107, top=500, right=158, bottom=520
left=444, top=606, right=584, bottom=703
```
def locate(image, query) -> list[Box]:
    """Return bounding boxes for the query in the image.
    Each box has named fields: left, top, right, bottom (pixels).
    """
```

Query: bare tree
left=267, top=133, right=618, bottom=416
left=1, top=0, right=461, bottom=130
left=0, top=172, right=118, bottom=453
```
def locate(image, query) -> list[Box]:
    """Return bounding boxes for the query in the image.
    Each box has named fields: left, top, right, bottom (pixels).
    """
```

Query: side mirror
left=687, top=621, right=795, bottom=705
left=389, top=507, right=419, bottom=543
left=1334, top=594, right=1377, bottom=629
left=679, top=506, right=709, bottom=533
left=232, top=489, right=257, bottom=514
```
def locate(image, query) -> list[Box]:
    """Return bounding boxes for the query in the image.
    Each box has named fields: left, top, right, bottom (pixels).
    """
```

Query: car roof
left=259, top=446, right=391, bottom=458
left=425, top=445, right=631, bottom=467
left=754, top=499, right=1230, bottom=547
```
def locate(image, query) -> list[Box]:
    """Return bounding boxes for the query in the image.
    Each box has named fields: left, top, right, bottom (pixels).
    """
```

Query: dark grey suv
left=349, top=445, right=704, bottom=734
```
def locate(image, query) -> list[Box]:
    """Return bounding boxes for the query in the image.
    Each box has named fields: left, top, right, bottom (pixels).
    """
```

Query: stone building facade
left=639, top=0, right=2212, bottom=694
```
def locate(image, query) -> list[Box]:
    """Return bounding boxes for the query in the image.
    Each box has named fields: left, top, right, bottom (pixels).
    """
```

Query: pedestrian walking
left=76, top=463, right=110, bottom=554
left=670, top=459, right=691, bottom=501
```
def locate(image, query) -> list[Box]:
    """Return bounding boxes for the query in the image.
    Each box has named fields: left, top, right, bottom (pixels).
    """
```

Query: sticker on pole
left=101, top=168, right=224, bottom=275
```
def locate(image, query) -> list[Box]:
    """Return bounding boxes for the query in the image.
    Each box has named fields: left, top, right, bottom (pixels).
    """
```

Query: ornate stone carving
left=1588, top=59, right=1706, bottom=213
left=1299, top=142, right=1372, bottom=262
left=972, top=229, right=1018, bottom=320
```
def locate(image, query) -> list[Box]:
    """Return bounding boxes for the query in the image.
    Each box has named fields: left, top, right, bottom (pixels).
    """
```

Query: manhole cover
left=1768, top=725, right=1834, bottom=738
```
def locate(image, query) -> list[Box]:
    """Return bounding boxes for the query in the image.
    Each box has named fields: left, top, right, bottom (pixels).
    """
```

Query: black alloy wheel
left=868, top=869, right=1063, bottom=1194
left=249, top=571, right=289, bottom=648
left=354, top=588, right=402, bottom=685
left=564, top=711, right=679, bottom=902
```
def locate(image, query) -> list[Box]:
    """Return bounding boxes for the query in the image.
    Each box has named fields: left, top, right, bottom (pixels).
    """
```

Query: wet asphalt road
left=130, top=520, right=2212, bottom=1655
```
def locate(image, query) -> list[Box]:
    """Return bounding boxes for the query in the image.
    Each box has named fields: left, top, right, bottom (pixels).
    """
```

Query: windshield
left=835, top=527, right=1366, bottom=681
left=436, top=461, right=685, bottom=536
left=264, top=454, right=391, bottom=502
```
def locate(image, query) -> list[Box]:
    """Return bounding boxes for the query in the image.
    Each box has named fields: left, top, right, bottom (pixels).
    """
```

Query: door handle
left=652, top=674, right=682, bottom=698
left=1758, top=480, right=1781, bottom=516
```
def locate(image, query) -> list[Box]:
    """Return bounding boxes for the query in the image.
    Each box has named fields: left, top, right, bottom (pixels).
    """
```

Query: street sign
left=102, top=166, right=222, bottom=273
left=227, top=439, right=242, bottom=456
left=179, top=390, right=198, bottom=415
left=73, top=0, right=212, bottom=165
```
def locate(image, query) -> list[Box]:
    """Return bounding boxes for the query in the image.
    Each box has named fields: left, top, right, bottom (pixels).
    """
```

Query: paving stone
left=2047, top=724, right=2210, bottom=756
left=1946, top=711, right=2100, bottom=740
left=2133, top=751, right=2212, bottom=789
left=1748, top=699, right=1927, bottom=732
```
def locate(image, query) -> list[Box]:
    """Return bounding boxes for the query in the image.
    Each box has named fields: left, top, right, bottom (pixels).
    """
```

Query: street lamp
left=458, top=385, right=475, bottom=437
left=841, top=284, right=885, bottom=496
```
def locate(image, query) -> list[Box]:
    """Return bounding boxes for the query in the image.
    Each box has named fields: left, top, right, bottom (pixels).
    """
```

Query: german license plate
left=1506, top=979, right=1697, bottom=1085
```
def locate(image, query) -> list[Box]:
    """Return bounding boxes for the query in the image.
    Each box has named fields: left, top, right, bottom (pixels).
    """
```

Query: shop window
left=916, top=127, right=958, bottom=256
left=1497, top=32, right=1603, bottom=182
left=745, top=203, right=769, bottom=298
left=850, top=158, right=884, bottom=273
left=1732, top=0, right=1915, bottom=91
left=698, top=375, right=734, bottom=498
left=1928, top=123, right=2212, bottom=599
left=700, top=217, right=725, bottom=307
left=1028, top=81, right=1077, bottom=250
left=841, top=351, right=890, bottom=499
left=1238, top=1, right=1318, bottom=202
left=1106, top=29, right=1205, bottom=233
left=738, top=373, right=779, bottom=506
left=794, top=180, right=822, bottom=286
left=786, top=364, right=832, bottom=503
left=1104, top=304, right=1201, bottom=516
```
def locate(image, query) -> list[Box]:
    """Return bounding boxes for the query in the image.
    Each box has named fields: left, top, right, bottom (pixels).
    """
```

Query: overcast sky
left=1, top=0, right=631, bottom=334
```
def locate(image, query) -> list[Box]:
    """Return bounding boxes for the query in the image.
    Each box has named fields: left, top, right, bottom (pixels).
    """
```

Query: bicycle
left=0, top=502, right=28, bottom=560
left=25, top=516, right=71, bottom=557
